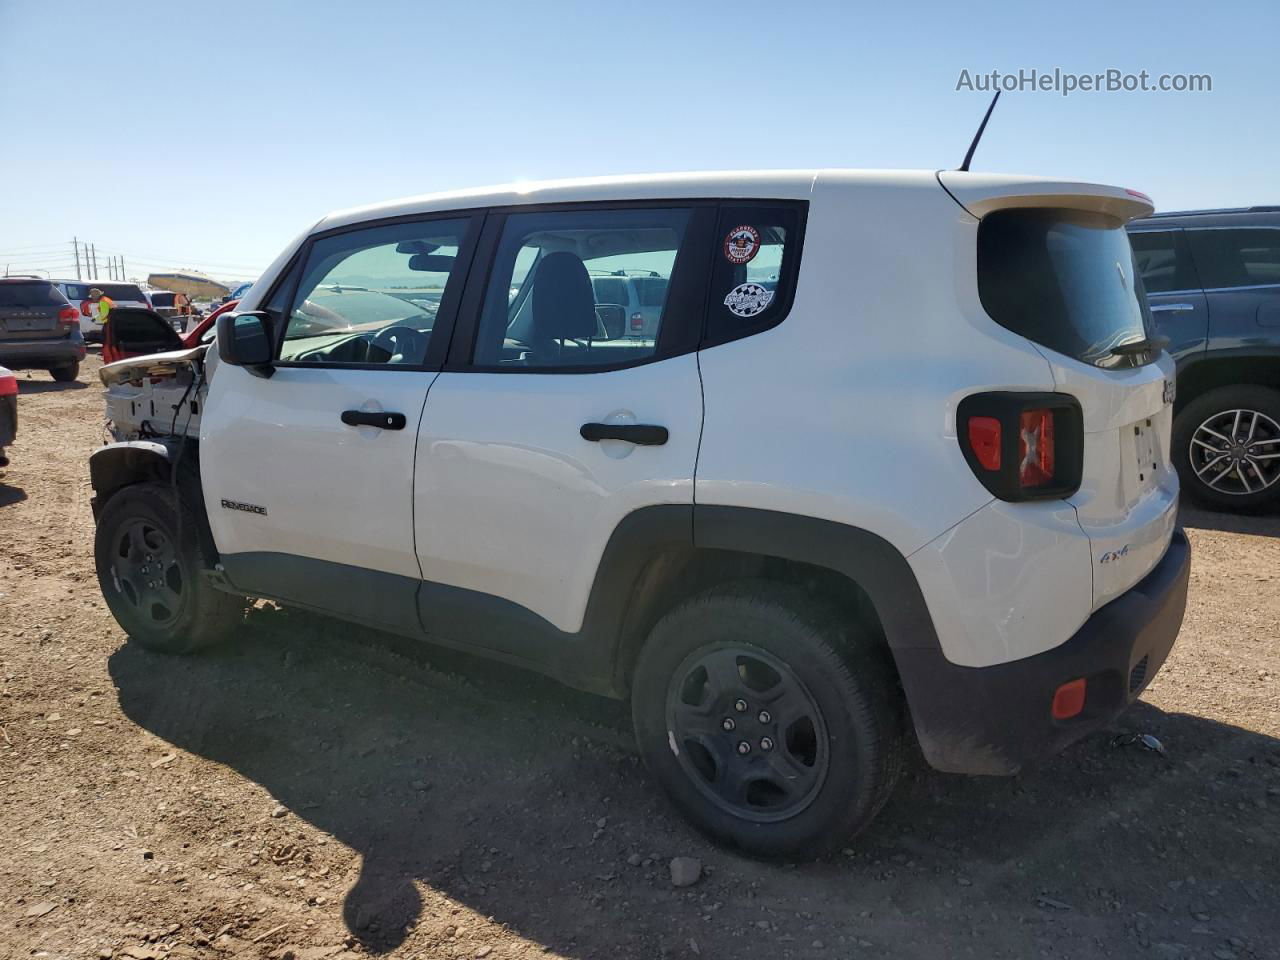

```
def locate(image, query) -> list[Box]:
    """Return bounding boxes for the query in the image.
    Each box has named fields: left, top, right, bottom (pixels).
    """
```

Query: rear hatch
left=942, top=172, right=1179, bottom=609
left=0, top=280, right=70, bottom=341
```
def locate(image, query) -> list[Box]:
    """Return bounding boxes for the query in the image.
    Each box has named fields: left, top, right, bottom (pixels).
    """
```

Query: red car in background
left=0, top=365, right=16, bottom=468
left=101, top=300, right=237, bottom=365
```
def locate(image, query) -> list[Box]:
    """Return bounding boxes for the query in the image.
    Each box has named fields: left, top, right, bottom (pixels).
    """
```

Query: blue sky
left=1, top=0, right=1275, bottom=284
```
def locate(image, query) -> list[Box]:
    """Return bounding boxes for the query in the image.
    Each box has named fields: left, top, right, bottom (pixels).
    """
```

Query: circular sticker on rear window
left=723, top=225, right=760, bottom=264
left=723, top=282, right=774, bottom=318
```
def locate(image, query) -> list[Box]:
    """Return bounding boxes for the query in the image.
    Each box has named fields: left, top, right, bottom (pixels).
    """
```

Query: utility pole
left=120, top=255, right=126, bottom=281
left=72, top=238, right=82, bottom=279
left=90, top=244, right=98, bottom=277
left=111, top=256, right=119, bottom=280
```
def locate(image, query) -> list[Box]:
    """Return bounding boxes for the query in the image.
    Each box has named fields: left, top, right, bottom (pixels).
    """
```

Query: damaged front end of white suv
left=100, top=345, right=209, bottom=443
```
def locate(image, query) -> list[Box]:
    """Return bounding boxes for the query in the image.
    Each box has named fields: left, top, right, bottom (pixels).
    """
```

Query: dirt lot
left=1, top=353, right=1277, bottom=960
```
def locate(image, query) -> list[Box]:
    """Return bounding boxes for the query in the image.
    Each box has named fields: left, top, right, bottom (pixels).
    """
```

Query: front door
left=413, top=204, right=711, bottom=651
left=200, top=214, right=480, bottom=631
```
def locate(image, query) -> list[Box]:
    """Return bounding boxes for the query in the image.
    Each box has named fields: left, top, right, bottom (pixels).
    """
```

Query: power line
left=0, top=242, right=71, bottom=254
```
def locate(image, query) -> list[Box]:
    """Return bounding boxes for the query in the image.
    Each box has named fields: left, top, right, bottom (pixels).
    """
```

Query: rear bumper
left=895, top=528, right=1190, bottom=775
left=0, top=337, right=86, bottom=368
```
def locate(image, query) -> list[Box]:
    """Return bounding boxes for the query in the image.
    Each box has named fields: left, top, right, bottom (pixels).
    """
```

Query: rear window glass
left=591, top=276, right=630, bottom=306
left=633, top=276, right=669, bottom=307
left=149, top=292, right=176, bottom=306
left=978, top=209, right=1152, bottom=368
left=0, top=281, right=65, bottom=308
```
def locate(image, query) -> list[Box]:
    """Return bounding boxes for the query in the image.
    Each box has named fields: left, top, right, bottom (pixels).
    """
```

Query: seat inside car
left=526, top=251, right=602, bottom=364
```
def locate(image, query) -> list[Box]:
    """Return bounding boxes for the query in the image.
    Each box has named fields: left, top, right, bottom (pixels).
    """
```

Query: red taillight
left=57, top=305, right=79, bottom=327
left=0, top=375, right=17, bottom=397
left=967, top=417, right=1002, bottom=471
left=630, top=312, right=644, bottom=331
left=1018, top=408, right=1055, bottom=487
left=958, top=393, right=1081, bottom=502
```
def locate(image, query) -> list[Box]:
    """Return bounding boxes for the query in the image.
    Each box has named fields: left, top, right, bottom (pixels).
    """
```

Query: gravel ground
left=1, top=353, right=1277, bottom=960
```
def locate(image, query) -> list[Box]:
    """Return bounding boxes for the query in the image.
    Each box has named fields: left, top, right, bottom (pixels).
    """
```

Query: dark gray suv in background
left=0, top=277, right=86, bottom=382
left=1129, top=207, right=1280, bottom=510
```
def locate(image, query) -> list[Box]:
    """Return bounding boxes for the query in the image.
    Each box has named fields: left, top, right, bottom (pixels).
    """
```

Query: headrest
left=531, top=252, right=598, bottom=341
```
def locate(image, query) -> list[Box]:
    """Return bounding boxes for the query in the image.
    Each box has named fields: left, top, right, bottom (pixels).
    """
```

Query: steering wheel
left=369, top=324, right=427, bottom=363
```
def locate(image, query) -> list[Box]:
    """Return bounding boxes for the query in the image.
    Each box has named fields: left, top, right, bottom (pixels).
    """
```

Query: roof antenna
left=958, top=90, right=1001, bottom=172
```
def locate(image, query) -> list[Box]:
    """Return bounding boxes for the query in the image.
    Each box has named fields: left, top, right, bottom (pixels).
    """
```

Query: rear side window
left=706, top=203, right=805, bottom=344
left=1129, top=229, right=1199, bottom=293
left=978, top=209, right=1151, bottom=368
left=1187, top=228, right=1280, bottom=289
left=473, top=206, right=695, bottom=369
left=0, top=282, right=64, bottom=308
left=150, top=292, right=176, bottom=307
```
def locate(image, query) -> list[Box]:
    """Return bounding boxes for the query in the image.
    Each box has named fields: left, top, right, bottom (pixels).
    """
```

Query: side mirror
left=217, top=311, right=274, bottom=377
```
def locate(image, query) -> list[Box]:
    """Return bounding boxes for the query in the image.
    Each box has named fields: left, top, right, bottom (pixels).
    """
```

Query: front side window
left=1129, top=229, right=1199, bottom=293
left=1187, top=228, right=1280, bottom=290
left=280, top=217, right=473, bottom=365
left=473, top=207, right=692, bottom=369
left=978, top=208, right=1152, bottom=368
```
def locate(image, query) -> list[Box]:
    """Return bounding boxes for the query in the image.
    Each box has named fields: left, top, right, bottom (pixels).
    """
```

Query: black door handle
left=580, top=422, right=668, bottom=445
left=341, top=409, right=407, bottom=430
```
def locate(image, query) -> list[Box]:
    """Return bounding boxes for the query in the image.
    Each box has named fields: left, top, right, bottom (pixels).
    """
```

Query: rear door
left=200, top=213, right=480, bottom=631
left=411, top=203, right=712, bottom=650
left=1128, top=227, right=1208, bottom=362
left=959, top=187, right=1179, bottom=608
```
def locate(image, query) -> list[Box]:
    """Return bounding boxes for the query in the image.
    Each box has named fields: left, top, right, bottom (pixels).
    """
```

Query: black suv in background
left=1129, top=208, right=1280, bottom=510
left=0, top=277, right=86, bottom=382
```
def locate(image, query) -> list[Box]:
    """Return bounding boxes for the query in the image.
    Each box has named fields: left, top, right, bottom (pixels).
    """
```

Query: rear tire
left=631, top=581, right=903, bottom=859
left=49, top=362, right=79, bottom=382
left=1173, top=384, right=1280, bottom=512
left=95, top=482, right=244, bottom=654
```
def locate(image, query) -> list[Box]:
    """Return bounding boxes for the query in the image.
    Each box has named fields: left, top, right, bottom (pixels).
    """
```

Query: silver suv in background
left=0, top=277, right=86, bottom=381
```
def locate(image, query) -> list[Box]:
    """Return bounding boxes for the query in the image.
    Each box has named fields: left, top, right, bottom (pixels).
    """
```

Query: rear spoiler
left=937, top=171, right=1155, bottom=223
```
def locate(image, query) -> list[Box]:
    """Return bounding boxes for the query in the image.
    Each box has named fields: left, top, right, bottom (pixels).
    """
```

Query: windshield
left=978, top=209, right=1152, bottom=368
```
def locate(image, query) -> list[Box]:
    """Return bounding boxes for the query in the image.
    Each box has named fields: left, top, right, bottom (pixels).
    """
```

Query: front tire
left=49, top=362, right=79, bottom=382
left=631, top=581, right=903, bottom=858
left=1173, top=384, right=1280, bottom=512
left=95, top=482, right=244, bottom=654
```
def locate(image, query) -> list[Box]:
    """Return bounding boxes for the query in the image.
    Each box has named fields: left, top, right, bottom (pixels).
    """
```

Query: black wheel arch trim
left=89, top=441, right=177, bottom=514
left=89, top=440, right=220, bottom=568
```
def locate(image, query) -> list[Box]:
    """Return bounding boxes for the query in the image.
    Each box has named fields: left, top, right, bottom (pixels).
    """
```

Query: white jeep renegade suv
left=90, top=170, right=1189, bottom=857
